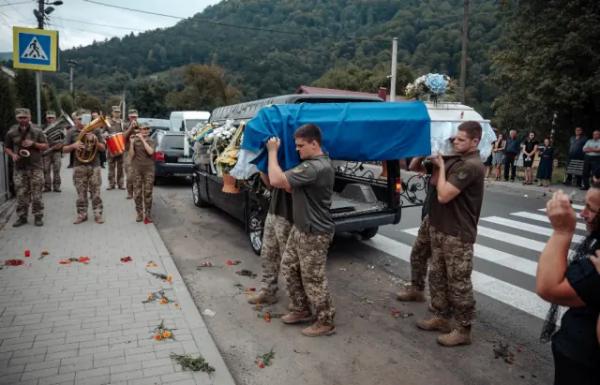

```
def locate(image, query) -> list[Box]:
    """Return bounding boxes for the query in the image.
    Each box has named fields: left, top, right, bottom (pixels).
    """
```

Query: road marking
left=481, top=216, right=585, bottom=243
left=365, top=234, right=549, bottom=320
left=539, top=203, right=584, bottom=212
left=404, top=228, right=538, bottom=276
left=511, top=211, right=587, bottom=231
left=477, top=225, right=552, bottom=252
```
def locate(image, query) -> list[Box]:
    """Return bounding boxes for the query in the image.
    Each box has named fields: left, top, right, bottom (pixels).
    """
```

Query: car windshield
left=160, top=135, right=185, bottom=150
left=185, top=119, right=207, bottom=131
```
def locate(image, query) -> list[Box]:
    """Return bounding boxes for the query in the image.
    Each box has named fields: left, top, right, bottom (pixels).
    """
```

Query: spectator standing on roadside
left=504, top=129, right=520, bottom=181
left=565, top=127, right=587, bottom=188
left=491, top=133, right=506, bottom=181
left=537, top=189, right=600, bottom=385
left=582, top=130, right=600, bottom=191
left=521, top=132, right=538, bottom=185
left=536, top=138, right=554, bottom=187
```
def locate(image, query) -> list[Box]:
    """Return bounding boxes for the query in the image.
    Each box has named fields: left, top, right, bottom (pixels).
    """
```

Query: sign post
left=12, top=26, right=59, bottom=125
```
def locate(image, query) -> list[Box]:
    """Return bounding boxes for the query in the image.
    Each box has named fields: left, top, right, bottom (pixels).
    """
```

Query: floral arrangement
left=405, top=73, right=453, bottom=103
left=152, top=320, right=175, bottom=341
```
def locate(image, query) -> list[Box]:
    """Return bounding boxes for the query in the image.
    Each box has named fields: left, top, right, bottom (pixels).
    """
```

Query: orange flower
left=166, top=275, right=173, bottom=283
left=159, top=297, right=169, bottom=305
left=154, top=334, right=162, bottom=341
left=78, top=256, right=90, bottom=264
left=161, top=330, right=172, bottom=339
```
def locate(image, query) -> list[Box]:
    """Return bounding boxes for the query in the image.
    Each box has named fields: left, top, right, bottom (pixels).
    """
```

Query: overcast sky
left=0, top=0, right=222, bottom=52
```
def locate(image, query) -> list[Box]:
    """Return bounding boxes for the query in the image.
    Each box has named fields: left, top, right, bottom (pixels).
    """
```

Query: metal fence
left=0, top=142, right=12, bottom=204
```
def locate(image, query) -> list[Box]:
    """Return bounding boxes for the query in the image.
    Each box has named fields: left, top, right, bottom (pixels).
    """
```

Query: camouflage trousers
left=124, top=153, right=134, bottom=196
left=132, top=167, right=154, bottom=215
left=107, top=155, right=124, bottom=188
left=281, top=226, right=335, bottom=325
left=73, top=165, right=103, bottom=216
left=14, top=168, right=44, bottom=219
left=259, top=213, right=292, bottom=296
left=408, top=215, right=431, bottom=291
left=42, top=152, right=61, bottom=190
left=428, top=225, right=476, bottom=326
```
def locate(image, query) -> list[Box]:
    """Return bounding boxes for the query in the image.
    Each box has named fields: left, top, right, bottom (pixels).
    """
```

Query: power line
left=53, top=16, right=146, bottom=32
left=82, top=0, right=298, bottom=35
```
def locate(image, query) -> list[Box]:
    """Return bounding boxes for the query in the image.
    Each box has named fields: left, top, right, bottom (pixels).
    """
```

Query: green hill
left=53, top=0, right=507, bottom=116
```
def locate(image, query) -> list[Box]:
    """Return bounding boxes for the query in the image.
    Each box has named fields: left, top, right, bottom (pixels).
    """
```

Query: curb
left=145, top=223, right=237, bottom=385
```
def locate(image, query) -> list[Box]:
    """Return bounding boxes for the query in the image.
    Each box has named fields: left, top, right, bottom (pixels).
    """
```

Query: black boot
left=12, top=217, right=27, bottom=227
left=34, top=216, right=43, bottom=226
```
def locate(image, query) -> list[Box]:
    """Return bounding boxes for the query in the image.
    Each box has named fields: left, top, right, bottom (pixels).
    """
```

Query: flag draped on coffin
left=241, top=101, right=432, bottom=173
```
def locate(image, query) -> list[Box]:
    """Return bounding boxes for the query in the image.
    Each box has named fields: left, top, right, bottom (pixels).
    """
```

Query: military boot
left=437, top=326, right=472, bottom=347
left=94, top=214, right=104, bottom=224
left=247, top=290, right=278, bottom=305
left=281, top=310, right=313, bottom=324
left=12, top=217, right=27, bottom=227
left=34, top=216, right=43, bottom=227
left=416, top=316, right=451, bottom=333
left=73, top=214, right=87, bottom=224
left=396, top=286, right=425, bottom=302
left=301, top=322, right=336, bottom=337
left=136, top=212, right=144, bottom=222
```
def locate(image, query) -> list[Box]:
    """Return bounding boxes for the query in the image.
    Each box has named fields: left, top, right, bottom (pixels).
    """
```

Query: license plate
left=177, top=157, right=192, bottom=163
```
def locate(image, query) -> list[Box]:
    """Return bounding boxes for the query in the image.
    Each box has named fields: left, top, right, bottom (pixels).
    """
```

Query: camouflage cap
left=112, top=105, right=121, bottom=112
left=127, top=109, right=138, bottom=117
left=46, top=110, right=56, bottom=118
left=15, top=108, right=31, bottom=118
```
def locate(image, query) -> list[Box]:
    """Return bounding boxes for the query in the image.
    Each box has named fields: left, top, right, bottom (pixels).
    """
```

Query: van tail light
left=154, top=151, right=165, bottom=162
left=395, top=180, right=403, bottom=194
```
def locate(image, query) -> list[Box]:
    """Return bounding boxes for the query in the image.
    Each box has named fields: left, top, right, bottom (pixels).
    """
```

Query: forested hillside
left=50, top=0, right=506, bottom=117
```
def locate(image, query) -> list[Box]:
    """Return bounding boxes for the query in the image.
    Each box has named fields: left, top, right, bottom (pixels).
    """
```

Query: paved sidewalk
left=0, top=162, right=235, bottom=385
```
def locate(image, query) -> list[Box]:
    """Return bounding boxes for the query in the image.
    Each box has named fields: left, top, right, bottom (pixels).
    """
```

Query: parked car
left=152, top=130, right=194, bottom=182
left=138, top=118, right=170, bottom=135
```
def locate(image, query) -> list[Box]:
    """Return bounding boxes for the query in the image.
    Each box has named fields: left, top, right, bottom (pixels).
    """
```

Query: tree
left=492, top=0, right=600, bottom=156
left=313, top=63, right=414, bottom=94
left=165, top=64, right=240, bottom=111
left=75, top=92, right=103, bottom=112
left=59, top=92, right=74, bottom=115
left=14, top=70, right=37, bottom=121
left=0, top=75, right=15, bottom=139
left=130, top=78, right=170, bottom=117
left=43, top=84, right=61, bottom=115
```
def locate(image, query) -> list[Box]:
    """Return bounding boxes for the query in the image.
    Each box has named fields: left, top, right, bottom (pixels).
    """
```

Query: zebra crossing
left=364, top=205, right=588, bottom=321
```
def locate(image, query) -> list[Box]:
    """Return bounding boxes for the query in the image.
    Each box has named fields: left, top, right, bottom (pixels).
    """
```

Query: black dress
left=522, top=139, right=538, bottom=167
left=537, top=147, right=554, bottom=180
left=551, top=258, right=600, bottom=385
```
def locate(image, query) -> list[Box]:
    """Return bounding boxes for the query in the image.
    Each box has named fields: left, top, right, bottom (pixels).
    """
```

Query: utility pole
left=33, top=0, right=62, bottom=125
left=390, top=37, right=398, bottom=102
left=67, top=59, right=77, bottom=100
left=459, top=0, right=470, bottom=104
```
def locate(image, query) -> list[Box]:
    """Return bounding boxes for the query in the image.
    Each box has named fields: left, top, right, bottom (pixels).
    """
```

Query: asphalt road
left=153, top=180, right=559, bottom=385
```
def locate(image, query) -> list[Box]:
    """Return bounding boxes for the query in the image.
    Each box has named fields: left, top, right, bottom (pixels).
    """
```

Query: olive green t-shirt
left=284, top=155, right=335, bottom=234
left=428, top=151, right=485, bottom=243
left=66, top=127, right=105, bottom=167
left=5, top=124, right=47, bottom=171
left=268, top=188, right=293, bottom=222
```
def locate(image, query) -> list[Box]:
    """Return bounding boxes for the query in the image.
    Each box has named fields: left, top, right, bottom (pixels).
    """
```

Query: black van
left=191, top=93, right=408, bottom=254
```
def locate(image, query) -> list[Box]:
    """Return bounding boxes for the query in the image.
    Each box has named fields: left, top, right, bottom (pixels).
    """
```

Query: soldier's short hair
left=15, top=108, right=31, bottom=118
left=112, top=105, right=121, bottom=112
left=458, top=121, right=482, bottom=141
left=46, top=110, right=56, bottom=118
left=294, top=123, right=322, bottom=146
left=128, top=109, right=138, bottom=117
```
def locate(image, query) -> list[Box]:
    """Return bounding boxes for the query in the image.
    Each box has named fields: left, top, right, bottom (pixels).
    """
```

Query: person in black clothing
left=537, top=189, right=600, bottom=385
left=521, top=132, right=539, bottom=185
left=565, top=127, right=587, bottom=187
left=504, top=129, right=520, bottom=181
left=536, top=138, right=554, bottom=187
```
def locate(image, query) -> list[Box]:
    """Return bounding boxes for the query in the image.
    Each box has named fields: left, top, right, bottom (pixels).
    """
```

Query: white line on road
left=481, top=216, right=585, bottom=244
left=477, top=225, right=552, bottom=252
left=404, top=228, right=538, bottom=277
left=364, top=234, right=549, bottom=320
left=511, top=211, right=587, bottom=231
left=538, top=203, right=584, bottom=212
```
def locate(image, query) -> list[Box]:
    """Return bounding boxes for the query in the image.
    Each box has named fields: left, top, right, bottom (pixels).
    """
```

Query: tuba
left=42, top=110, right=74, bottom=155
left=75, top=115, right=111, bottom=164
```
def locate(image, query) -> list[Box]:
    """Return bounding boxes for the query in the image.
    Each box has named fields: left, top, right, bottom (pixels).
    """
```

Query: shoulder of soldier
left=6, top=125, right=19, bottom=135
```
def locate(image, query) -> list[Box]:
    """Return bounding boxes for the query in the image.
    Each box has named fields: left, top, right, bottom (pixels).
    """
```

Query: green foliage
left=43, top=84, right=61, bottom=116
left=491, top=0, right=600, bottom=156
left=55, top=0, right=504, bottom=114
left=75, top=92, right=103, bottom=112
left=314, top=63, right=413, bottom=94
left=59, top=92, right=74, bottom=115
left=165, top=65, right=240, bottom=112
left=0, top=75, right=15, bottom=139
left=14, top=70, right=37, bottom=121
left=130, top=78, right=170, bottom=118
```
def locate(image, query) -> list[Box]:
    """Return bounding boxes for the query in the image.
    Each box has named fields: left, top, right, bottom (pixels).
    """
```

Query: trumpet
left=75, top=115, right=111, bottom=164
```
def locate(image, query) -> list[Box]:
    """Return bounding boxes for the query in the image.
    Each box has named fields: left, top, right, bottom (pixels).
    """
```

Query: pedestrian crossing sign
left=12, top=26, right=59, bottom=71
